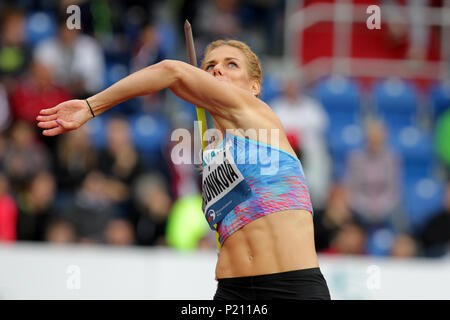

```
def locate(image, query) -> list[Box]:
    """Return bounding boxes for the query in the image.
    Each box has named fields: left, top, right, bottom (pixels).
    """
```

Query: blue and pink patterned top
left=201, top=132, right=313, bottom=247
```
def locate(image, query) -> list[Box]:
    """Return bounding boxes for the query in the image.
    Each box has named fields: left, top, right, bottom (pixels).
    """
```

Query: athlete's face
left=203, top=46, right=260, bottom=96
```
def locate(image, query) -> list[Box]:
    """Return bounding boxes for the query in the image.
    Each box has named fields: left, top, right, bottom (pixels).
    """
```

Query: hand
left=36, top=99, right=92, bottom=136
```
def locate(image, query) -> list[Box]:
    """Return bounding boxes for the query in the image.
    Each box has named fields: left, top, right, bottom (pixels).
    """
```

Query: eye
left=228, top=62, right=238, bottom=68
left=206, top=64, right=214, bottom=71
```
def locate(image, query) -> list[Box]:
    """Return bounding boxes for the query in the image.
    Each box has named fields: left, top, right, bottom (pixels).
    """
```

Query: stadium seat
left=25, top=12, right=56, bottom=47
left=403, top=176, right=445, bottom=234
left=316, top=76, right=363, bottom=180
left=366, top=227, right=396, bottom=257
left=430, top=80, right=450, bottom=121
left=260, top=74, right=282, bottom=104
left=129, top=113, right=171, bottom=154
left=328, top=123, right=364, bottom=155
left=388, top=125, right=435, bottom=177
left=104, top=64, right=145, bottom=114
left=85, top=115, right=107, bottom=150
left=373, top=78, right=417, bottom=129
left=157, top=21, right=177, bottom=59
left=104, top=63, right=129, bottom=88
left=314, top=75, right=361, bottom=124
left=327, top=123, right=364, bottom=181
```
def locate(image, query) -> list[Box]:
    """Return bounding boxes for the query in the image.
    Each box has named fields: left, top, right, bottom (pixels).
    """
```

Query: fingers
left=36, top=114, right=58, bottom=122
left=42, top=126, right=66, bottom=137
left=37, top=120, right=59, bottom=129
left=37, top=100, right=83, bottom=136
left=39, top=105, right=59, bottom=115
left=38, top=118, right=79, bottom=136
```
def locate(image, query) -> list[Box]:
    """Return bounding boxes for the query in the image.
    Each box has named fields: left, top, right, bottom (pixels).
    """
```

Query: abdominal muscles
left=215, top=209, right=319, bottom=279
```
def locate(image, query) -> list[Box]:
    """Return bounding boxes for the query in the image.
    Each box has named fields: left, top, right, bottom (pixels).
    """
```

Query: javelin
left=184, top=20, right=221, bottom=250
left=184, top=20, right=208, bottom=152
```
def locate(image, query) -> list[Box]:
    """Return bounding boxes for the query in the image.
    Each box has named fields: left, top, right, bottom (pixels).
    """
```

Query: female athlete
left=37, top=40, right=331, bottom=300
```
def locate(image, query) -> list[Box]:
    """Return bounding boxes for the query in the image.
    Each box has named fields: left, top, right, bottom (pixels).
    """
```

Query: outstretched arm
left=37, top=60, right=261, bottom=136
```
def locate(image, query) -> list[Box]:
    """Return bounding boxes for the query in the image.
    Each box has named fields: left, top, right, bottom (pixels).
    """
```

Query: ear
left=251, top=80, right=261, bottom=97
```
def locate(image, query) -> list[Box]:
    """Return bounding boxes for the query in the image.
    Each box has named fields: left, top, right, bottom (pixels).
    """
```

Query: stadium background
left=0, top=0, right=449, bottom=299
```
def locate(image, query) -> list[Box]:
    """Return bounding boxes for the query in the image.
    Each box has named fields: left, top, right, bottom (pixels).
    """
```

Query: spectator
left=313, top=184, right=358, bottom=252
left=3, top=121, right=51, bottom=192
left=130, top=23, right=165, bottom=73
left=16, top=171, right=56, bottom=241
left=60, top=170, right=121, bottom=244
left=168, top=127, right=201, bottom=199
left=170, top=160, right=200, bottom=199
left=0, top=131, right=7, bottom=169
left=271, top=77, right=331, bottom=209
left=44, top=218, right=76, bottom=244
left=390, top=233, right=418, bottom=258
left=112, top=1, right=156, bottom=45
left=325, top=222, right=367, bottom=256
left=420, top=181, right=450, bottom=257
left=133, top=173, right=173, bottom=246
left=0, top=83, right=11, bottom=131
left=130, top=23, right=166, bottom=112
left=196, top=0, right=242, bottom=52
left=97, top=116, right=147, bottom=221
left=104, top=218, right=135, bottom=246
left=98, top=116, right=146, bottom=186
left=9, top=59, right=72, bottom=124
left=345, top=118, right=402, bottom=229
left=0, top=6, right=30, bottom=89
left=0, top=173, right=18, bottom=242
left=240, top=0, right=283, bottom=55
left=33, top=14, right=105, bottom=97
left=55, top=126, right=98, bottom=193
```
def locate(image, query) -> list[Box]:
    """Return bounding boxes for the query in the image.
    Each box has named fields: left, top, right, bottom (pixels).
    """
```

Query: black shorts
left=213, top=267, right=331, bottom=300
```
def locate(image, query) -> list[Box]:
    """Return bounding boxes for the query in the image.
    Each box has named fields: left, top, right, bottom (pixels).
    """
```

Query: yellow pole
left=184, top=20, right=207, bottom=151
left=184, top=20, right=221, bottom=250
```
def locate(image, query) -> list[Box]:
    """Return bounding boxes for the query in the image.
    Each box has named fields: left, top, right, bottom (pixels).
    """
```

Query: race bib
left=202, top=139, right=252, bottom=229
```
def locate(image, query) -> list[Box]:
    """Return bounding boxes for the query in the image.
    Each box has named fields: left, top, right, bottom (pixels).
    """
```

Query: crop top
left=201, top=132, right=313, bottom=246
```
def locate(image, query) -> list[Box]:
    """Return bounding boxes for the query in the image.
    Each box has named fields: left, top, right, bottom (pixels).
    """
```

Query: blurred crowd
left=271, top=75, right=450, bottom=259
left=0, top=0, right=449, bottom=259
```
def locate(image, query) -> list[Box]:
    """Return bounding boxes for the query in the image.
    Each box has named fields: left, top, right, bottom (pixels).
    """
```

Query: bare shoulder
left=216, top=98, right=283, bottom=132
left=213, top=99, right=297, bottom=156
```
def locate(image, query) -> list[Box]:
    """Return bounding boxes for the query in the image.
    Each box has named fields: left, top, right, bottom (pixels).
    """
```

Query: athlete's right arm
left=37, top=60, right=263, bottom=136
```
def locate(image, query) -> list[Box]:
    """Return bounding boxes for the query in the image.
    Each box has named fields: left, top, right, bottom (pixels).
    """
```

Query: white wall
left=319, top=255, right=450, bottom=300
left=0, top=243, right=449, bottom=300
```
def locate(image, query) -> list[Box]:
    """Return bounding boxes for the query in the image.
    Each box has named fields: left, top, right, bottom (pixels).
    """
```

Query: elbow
left=157, top=59, right=183, bottom=85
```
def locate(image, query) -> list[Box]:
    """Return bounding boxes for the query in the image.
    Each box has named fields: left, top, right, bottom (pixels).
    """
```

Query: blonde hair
left=201, top=40, right=263, bottom=95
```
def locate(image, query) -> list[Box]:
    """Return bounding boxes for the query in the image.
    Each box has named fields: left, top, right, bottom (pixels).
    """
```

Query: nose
left=213, top=64, right=223, bottom=77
